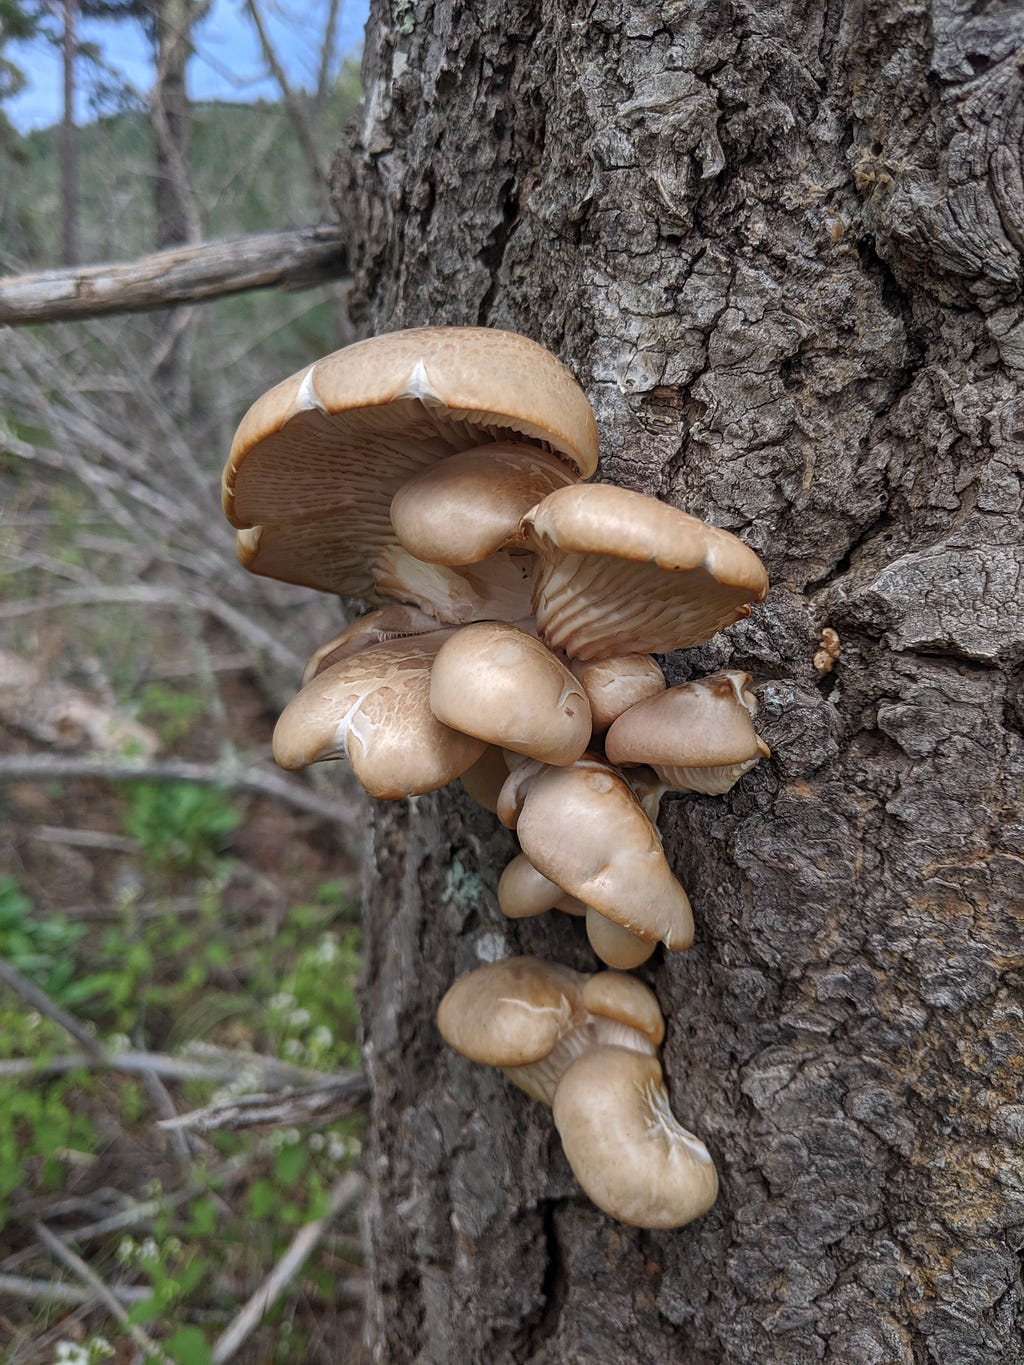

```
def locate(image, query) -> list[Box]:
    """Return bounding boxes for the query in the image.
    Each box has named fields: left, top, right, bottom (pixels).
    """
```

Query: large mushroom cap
left=605, top=671, right=770, bottom=794
left=522, top=484, right=769, bottom=659
left=430, top=622, right=592, bottom=766
left=513, top=757, right=695, bottom=951
left=436, top=957, right=586, bottom=1068
left=553, top=1045, right=719, bottom=1229
left=222, top=328, right=598, bottom=611
left=272, top=632, right=485, bottom=798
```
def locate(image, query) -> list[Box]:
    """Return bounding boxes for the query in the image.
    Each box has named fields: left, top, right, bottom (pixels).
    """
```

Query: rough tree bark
left=330, top=1, right=1024, bottom=1360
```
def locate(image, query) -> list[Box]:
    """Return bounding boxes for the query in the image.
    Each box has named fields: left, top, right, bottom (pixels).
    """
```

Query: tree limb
left=0, top=226, right=350, bottom=325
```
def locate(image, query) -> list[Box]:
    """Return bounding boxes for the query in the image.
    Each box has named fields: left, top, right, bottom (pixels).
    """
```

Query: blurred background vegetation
left=0, top=3, right=368, bottom=1359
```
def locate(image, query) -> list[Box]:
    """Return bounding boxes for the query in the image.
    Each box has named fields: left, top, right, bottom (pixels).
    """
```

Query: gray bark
left=330, top=0, right=1024, bottom=1360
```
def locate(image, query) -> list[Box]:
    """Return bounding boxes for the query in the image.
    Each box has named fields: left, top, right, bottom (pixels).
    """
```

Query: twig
left=210, top=1172, right=363, bottom=1363
left=0, top=582, right=306, bottom=676
left=33, top=1220, right=175, bottom=1365
left=0, top=1047, right=328, bottom=1085
left=34, top=825, right=141, bottom=854
left=0, top=1271, right=150, bottom=1306
left=0, top=957, right=104, bottom=1058
left=0, top=753, right=360, bottom=826
left=159, top=1073, right=370, bottom=1133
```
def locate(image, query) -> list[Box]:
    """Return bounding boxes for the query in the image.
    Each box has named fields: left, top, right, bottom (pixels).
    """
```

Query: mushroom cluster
left=222, top=326, right=770, bottom=1227
left=437, top=957, right=719, bottom=1229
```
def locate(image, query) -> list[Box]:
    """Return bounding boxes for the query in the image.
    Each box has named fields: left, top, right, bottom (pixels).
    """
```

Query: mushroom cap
left=301, top=604, right=441, bottom=685
left=223, top=328, right=598, bottom=605
left=605, top=671, right=770, bottom=793
left=522, top=484, right=769, bottom=659
left=552, top=1045, right=719, bottom=1229
left=436, top=957, right=586, bottom=1067
left=389, top=443, right=577, bottom=566
left=570, top=654, right=667, bottom=732
left=458, top=745, right=511, bottom=814
left=430, top=622, right=592, bottom=765
left=498, top=853, right=588, bottom=918
left=272, top=632, right=485, bottom=798
left=584, top=909, right=657, bottom=970
left=514, top=758, right=695, bottom=951
left=580, top=973, right=665, bottom=1047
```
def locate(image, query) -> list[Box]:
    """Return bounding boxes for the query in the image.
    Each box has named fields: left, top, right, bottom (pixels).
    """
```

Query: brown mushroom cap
left=605, top=671, right=770, bottom=794
left=272, top=632, right=485, bottom=798
left=430, top=622, right=592, bottom=765
left=522, top=484, right=769, bottom=659
left=552, top=1045, right=719, bottom=1229
left=498, top=853, right=588, bottom=918
left=389, top=443, right=577, bottom=566
left=458, top=745, right=511, bottom=813
left=513, top=757, right=695, bottom=951
left=301, top=604, right=441, bottom=686
left=580, top=973, right=665, bottom=1048
left=570, top=654, right=667, bottom=732
left=223, top=328, right=598, bottom=611
left=584, top=909, right=657, bottom=970
left=436, top=957, right=587, bottom=1100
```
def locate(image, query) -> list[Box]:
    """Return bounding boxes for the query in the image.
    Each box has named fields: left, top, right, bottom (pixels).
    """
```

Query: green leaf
left=165, top=1326, right=212, bottom=1365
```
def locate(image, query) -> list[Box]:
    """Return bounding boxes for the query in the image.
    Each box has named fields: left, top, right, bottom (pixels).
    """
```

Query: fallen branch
left=0, top=1046, right=331, bottom=1086
left=159, top=1073, right=370, bottom=1134
left=0, top=225, right=350, bottom=325
left=0, top=752, right=359, bottom=826
left=0, top=957, right=105, bottom=1059
left=0, top=1271, right=150, bottom=1306
left=211, top=1172, right=363, bottom=1363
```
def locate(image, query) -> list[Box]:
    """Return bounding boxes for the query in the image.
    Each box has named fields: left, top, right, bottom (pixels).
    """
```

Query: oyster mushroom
left=437, top=957, right=718, bottom=1228
left=605, top=671, right=770, bottom=794
left=223, top=327, right=598, bottom=623
left=522, top=484, right=769, bottom=659
left=430, top=622, right=592, bottom=766
left=273, top=631, right=485, bottom=798
left=505, top=755, right=695, bottom=956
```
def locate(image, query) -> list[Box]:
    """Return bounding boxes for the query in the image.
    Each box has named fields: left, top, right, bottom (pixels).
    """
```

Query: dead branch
left=210, top=1172, right=363, bottom=1363
left=0, top=1272, right=151, bottom=1306
left=0, top=225, right=349, bottom=325
left=0, top=752, right=360, bottom=826
left=0, top=957, right=104, bottom=1059
left=0, top=1046, right=335, bottom=1086
left=158, top=1073, right=370, bottom=1133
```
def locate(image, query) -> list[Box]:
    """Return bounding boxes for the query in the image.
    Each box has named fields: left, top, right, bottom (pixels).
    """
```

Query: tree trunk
left=151, top=0, right=200, bottom=412
left=60, top=0, right=78, bottom=266
left=331, top=1, right=1024, bottom=1360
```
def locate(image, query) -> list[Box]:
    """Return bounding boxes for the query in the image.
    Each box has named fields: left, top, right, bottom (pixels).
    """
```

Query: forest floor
left=0, top=615, right=370, bottom=1364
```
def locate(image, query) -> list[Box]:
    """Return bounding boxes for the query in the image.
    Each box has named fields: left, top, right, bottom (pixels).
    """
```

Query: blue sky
left=8, top=0, right=369, bottom=132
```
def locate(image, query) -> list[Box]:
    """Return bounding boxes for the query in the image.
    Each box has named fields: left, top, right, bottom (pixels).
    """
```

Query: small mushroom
left=272, top=632, right=485, bottom=798
left=389, top=443, right=577, bottom=565
left=605, top=671, right=770, bottom=795
left=458, top=745, right=511, bottom=813
left=521, top=484, right=769, bottom=659
left=570, top=653, right=667, bottom=732
left=584, top=908, right=656, bottom=970
left=430, top=622, right=592, bottom=766
left=498, top=852, right=587, bottom=918
left=301, top=604, right=442, bottom=685
left=553, top=1045, right=719, bottom=1229
left=509, top=755, right=695, bottom=954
